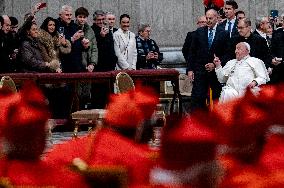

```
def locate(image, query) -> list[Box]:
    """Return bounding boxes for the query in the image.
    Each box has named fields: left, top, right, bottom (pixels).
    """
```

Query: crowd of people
left=183, top=0, right=284, bottom=112
left=0, top=3, right=163, bottom=117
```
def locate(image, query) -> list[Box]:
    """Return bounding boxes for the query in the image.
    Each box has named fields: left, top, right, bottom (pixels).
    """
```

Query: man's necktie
left=228, top=21, right=232, bottom=37
left=208, top=28, right=213, bottom=48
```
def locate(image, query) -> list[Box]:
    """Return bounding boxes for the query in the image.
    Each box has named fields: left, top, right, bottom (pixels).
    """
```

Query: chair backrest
left=0, top=76, right=17, bottom=93
left=115, top=72, right=135, bottom=94
left=179, top=74, right=192, bottom=96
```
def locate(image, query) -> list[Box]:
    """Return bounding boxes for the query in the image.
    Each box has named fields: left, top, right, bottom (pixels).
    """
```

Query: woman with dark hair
left=18, top=19, right=60, bottom=72
left=38, top=16, right=71, bottom=68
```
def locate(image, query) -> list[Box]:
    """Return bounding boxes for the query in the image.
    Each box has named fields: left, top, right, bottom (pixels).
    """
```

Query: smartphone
left=270, top=10, right=278, bottom=19
left=58, top=27, right=64, bottom=35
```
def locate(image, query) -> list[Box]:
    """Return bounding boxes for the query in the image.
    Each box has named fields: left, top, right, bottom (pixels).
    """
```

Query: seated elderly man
left=213, top=42, right=269, bottom=103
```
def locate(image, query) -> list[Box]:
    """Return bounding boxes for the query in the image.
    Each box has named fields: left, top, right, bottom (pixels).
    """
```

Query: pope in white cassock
left=213, top=42, right=270, bottom=103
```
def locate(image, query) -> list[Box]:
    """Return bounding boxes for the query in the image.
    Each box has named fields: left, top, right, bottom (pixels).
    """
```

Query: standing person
left=17, top=20, right=61, bottom=73
left=91, top=10, right=117, bottom=108
left=75, top=7, right=98, bottom=73
left=105, top=11, right=117, bottom=34
left=39, top=17, right=72, bottom=118
left=113, top=14, right=137, bottom=70
left=75, top=7, right=98, bottom=109
left=236, top=10, right=246, bottom=21
left=91, top=10, right=117, bottom=72
left=218, top=0, right=239, bottom=38
left=136, top=24, right=163, bottom=69
left=39, top=17, right=71, bottom=68
left=270, top=18, right=284, bottom=83
left=214, top=42, right=269, bottom=103
left=182, top=15, right=207, bottom=63
left=0, top=15, right=18, bottom=73
left=229, top=18, right=272, bottom=69
left=188, top=9, right=230, bottom=112
left=57, top=5, right=88, bottom=73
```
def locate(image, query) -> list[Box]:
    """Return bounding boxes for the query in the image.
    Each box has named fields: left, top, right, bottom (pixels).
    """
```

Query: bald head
left=1, top=15, right=11, bottom=34
left=206, top=9, right=218, bottom=28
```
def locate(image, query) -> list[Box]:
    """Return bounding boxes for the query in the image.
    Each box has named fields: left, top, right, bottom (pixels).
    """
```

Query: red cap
left=1, top=81, right=50, bottom=159
left=105, top=86, right=158, bottom=128
left=160, top=116, right=217, bottom=170
left=212, top=89, right=270, bottom=147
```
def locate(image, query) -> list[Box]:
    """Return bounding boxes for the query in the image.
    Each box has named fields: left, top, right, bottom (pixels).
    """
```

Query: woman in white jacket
left=113, top=14, right=137, bottom=70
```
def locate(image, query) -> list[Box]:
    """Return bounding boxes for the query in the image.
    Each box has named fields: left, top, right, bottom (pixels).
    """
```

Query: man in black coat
left=229, top=18, right=272, bottom=69
left=218, top=0, right=239, bottom=38
left=270, top=24, right=284, bottom=83
left=188, top=9, right=230, bottom=112
left=91, top=10, right=118, bottom=108
left=0, top=15, right=18, bottom=73
left=57, top=5, right=87, bottom=73
left=182, top=16, right=207, bottom=62
left=91, top=10, right=117, bottom=72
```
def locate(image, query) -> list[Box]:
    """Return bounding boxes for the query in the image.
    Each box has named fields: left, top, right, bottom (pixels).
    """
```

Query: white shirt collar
left=256, top=29, right=267, bottom=38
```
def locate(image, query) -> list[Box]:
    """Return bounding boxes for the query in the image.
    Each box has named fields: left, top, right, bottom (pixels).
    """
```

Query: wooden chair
left=0, top=76, right=17, bottom=93
left=115, top=72, right=135, bottom=94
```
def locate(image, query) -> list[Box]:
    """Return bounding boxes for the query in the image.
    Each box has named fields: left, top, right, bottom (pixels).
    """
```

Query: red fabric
left=0, top=159, right=88, bottom=187
left=88, top=129, right=156, bottom=186
left=105, top=85, right=158, bottom=128
left=160, top=116, right=217, bottom=170
left=203, top=0, right=224, bottom=8
left=211, top=90, right=270, bottom=147
left=45, top=128, right=157, bottom=187
left=105, top=92, right=144, bottom=128
left=259, top=134, right=284, bottom=171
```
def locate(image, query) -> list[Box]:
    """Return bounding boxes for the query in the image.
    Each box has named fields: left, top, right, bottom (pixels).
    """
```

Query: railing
left=0, top=69, right=182, bottom=114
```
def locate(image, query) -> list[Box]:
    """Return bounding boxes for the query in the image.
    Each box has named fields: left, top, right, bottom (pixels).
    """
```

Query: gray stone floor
left=44, top=131, right=89, bottom=154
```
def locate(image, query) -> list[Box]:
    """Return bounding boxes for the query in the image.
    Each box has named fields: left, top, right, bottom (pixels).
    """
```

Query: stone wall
left=0, top=0, right=283, bottom=65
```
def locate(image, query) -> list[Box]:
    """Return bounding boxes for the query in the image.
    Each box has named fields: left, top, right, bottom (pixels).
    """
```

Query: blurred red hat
left=204, top=0, right=224, bottom=9
left=212, top=89, right=270, bottom=147
left=133, top=85, right=159, bottom=120
left=105, top=86, right=158, bottom=128
left=1, top=81, right=50, bottom=159
left=160, top=116, right=217, bottom=170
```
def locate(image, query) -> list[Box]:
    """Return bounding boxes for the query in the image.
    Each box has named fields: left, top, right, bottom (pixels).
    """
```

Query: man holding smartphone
left=91, top=10, right=118, bottom=108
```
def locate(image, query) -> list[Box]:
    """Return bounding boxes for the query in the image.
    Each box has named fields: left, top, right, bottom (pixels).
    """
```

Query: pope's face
left=235, top=43, right=249, bottom=61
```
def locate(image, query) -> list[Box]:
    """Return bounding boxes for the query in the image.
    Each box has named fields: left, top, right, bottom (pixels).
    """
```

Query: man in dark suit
left=91, top=10, right=118, bottom=108
left=229, top=18, right=272, bottom=69
left=182, top=16, right=207, bottom=62
left=218, top=0, right=239, bottom=38
left=188, top=9, right=230, bottom=112
left=270, top=23, right=284, bottom=83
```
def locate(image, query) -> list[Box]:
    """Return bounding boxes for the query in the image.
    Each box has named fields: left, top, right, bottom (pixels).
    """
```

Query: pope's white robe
left=113, top=28, right=137, bottom=70
left=215, top=56, right=270, bottom=103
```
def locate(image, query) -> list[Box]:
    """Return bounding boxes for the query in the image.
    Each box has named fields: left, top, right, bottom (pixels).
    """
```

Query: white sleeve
left=249, top=58, right=270, bottom=85
left=215, top=60, right=236, bottom=83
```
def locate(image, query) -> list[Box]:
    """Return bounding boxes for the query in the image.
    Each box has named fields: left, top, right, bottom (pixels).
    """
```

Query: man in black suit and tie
left=182, top=16, right=207, bottom=62
left=270, top=21, right=284, bottom=83
left=188, top=9, right=230, bottom=112
left=218, top=0, right=239, bottom=38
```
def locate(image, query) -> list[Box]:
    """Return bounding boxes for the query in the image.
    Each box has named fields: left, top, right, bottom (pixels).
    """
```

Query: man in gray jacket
left=75, top=7, right=98, bottom=109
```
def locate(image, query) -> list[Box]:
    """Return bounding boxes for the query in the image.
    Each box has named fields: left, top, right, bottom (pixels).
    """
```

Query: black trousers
left=189, top=70, right=221, bottom=112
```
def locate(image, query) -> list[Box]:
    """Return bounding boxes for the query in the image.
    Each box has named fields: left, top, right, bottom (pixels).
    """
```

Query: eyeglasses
left=197, top=21, right=207, bottom=24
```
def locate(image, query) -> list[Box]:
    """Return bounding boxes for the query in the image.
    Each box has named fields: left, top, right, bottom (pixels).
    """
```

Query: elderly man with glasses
left=229, top=18, right=272, bottom=70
